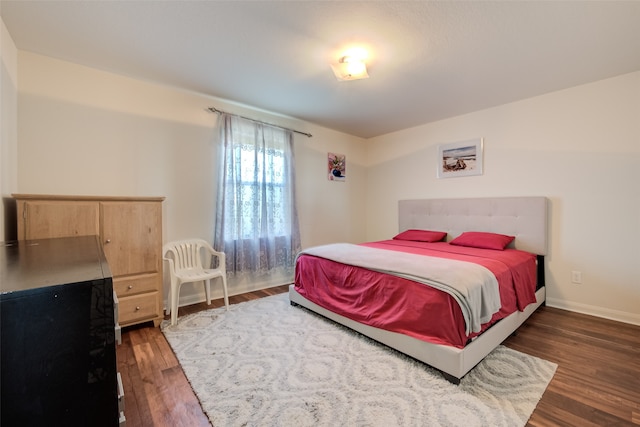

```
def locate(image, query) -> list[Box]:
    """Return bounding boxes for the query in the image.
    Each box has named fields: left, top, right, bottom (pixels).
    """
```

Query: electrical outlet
left=571, top=270, right=582, bottom=284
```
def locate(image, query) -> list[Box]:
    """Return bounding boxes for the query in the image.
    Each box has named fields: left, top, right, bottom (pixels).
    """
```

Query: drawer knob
left=105, top=239, right=111, bottom=244
left=128, top=285, right=133, bottom=289
left=135, top=306, right=141, bottom=311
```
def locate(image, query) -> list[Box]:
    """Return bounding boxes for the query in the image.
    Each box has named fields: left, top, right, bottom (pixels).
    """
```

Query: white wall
left=14, top=51, right=368, bottom=305
left=1, top=18, right=18, bottom=241
left=9, top=49, right=640, bottom=326
left=365, top=71, right=640, bottom=325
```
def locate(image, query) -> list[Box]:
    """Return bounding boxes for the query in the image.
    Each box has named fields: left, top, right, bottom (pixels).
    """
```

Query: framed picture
left=437, top=138, right=483, bottom=179
left=328, top=152, right=346, bottom=182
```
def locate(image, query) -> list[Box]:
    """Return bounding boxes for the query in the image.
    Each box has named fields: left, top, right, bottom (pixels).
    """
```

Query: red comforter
left=294, top=240, right=538, bottom=348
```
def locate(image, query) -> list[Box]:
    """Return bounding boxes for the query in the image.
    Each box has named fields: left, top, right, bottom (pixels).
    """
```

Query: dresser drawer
left=118, top=292, right=160, bottom=325
left=114, top=273, right=159, bottom=297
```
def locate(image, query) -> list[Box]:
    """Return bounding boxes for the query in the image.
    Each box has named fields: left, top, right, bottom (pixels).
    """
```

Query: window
left=234, top=141, right=287, bottom=238
left=214, top=114, right=300, bottom=275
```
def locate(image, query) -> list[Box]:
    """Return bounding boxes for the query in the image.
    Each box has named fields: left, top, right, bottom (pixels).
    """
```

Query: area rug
left=162, top=293, right=556, bottom=427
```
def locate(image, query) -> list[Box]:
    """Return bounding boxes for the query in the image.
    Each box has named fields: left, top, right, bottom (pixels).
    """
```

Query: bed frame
left=290, top=196, right=548, bottom=384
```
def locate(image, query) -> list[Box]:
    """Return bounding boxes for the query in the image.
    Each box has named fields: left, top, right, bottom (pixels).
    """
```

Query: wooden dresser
left=13, top=194, right=165, bottom=328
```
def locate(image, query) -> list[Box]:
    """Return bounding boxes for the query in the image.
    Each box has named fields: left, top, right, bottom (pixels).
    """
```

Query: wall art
left=328, top=152, right=346, bottom=182
left=437, top=138, right=483, bottom=178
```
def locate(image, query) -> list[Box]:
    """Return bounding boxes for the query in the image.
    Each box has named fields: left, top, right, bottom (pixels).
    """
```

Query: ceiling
left=2, top=1, right=639, bottom=138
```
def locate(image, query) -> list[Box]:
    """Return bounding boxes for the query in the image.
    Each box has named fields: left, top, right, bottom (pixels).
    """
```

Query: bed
left=289, top=196, right=548, bottom=384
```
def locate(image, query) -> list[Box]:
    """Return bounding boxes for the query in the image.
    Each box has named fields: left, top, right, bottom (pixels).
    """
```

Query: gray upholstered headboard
left=398, top=197, right=548, bottom=255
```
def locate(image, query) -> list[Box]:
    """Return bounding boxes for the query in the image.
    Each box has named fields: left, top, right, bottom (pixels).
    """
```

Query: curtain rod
left=207, top=107, right=312, bottom=138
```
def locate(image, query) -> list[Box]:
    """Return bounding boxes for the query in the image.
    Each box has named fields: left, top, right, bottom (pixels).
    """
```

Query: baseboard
left=546, top=297, right=640, bottom=326
left=164, top=278, right=291, bottom=312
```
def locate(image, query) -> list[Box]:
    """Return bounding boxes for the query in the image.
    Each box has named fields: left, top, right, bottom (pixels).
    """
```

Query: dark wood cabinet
left=1, top=236, right=121, bottom=426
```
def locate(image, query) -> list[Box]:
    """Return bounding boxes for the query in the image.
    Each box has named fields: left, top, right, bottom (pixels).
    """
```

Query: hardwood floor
left=117, top=286, right=640, bottom=426
left=116, top=286, right=290, bottom=427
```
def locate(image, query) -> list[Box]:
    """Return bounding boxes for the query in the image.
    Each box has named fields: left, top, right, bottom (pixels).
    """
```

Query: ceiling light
left=331, top=55, right=369, bottom=81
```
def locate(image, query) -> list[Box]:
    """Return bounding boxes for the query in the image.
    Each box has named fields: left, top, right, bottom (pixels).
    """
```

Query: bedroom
left=1, top=1, right=639, bottom=426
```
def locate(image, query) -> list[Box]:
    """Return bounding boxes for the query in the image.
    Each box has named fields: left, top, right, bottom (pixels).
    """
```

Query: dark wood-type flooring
left=117, top=285, right=640, bottom=426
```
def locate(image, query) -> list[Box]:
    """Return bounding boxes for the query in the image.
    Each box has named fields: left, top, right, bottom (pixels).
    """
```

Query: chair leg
left=171, top=282, right=181, bottom=326
left=166, top=279, right=174, bottom=316
left=221, top=274, right=229, bottom=311
left=204, top=279, right=212, bottom=305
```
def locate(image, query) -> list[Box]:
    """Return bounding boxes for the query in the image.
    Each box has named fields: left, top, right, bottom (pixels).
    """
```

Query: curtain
left=214, top=113, right=301, bottom=276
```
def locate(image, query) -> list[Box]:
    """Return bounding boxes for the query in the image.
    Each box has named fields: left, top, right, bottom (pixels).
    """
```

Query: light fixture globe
left=331, top=55, right=369, bottom=81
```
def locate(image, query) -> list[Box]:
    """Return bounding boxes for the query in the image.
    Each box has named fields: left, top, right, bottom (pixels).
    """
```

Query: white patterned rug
left=162, top=293, right=556, bottom=427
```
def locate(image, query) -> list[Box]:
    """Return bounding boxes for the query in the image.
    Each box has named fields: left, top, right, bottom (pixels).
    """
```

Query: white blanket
left=299, top=243, right=501, bottom=334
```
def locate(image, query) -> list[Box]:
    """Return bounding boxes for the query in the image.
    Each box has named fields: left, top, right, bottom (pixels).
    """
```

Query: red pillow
left=450, top=232, right=515, bottom=250
left=393, top=229, right=447, bottom=243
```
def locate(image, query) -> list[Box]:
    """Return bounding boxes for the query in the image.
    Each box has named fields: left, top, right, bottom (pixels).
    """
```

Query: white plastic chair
left=163, top=239, right=229, bottom=326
